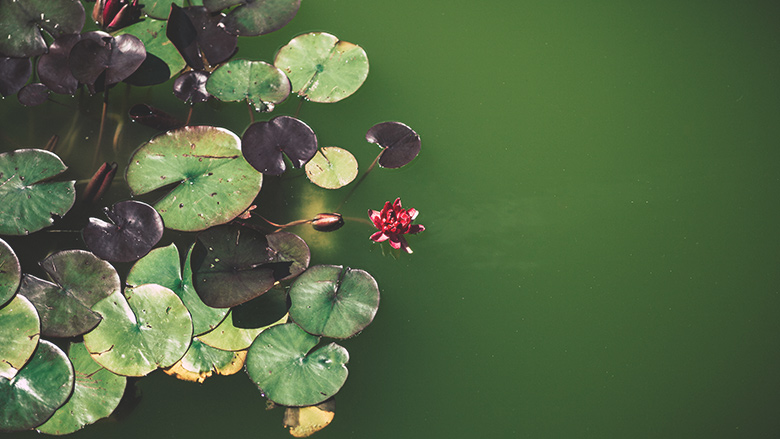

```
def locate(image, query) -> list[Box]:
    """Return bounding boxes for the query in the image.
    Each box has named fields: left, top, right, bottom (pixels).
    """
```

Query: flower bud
left=311, top=213, right=344, bottom=232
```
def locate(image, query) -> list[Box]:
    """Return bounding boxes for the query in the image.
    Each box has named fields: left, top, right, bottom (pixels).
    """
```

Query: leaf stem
left=336, top=149, right=384, bottom=211
left=247, top=101, right=255, bottom=124
left=294, top=96, right=305, bottom=118
left=94, top=87, right=110, bottom=167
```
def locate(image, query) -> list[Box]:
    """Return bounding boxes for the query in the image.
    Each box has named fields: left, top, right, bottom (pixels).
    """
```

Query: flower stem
left=93, top=87, right=110, bottom=167
left=186, top=106, right=194, bottom=125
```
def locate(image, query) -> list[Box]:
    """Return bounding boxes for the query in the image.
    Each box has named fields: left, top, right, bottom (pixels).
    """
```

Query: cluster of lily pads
left=1, top=0, right=422, bottom=437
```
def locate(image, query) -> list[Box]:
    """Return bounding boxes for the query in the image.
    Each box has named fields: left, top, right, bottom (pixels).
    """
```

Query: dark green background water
left=3, top=0, right=780, bottom=437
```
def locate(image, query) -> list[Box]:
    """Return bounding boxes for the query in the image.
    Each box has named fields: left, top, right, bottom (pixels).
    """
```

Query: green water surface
left=2, top=1, right=779, bottom=438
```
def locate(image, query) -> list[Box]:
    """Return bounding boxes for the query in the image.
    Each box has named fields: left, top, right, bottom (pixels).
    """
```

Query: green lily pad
left=143, top=0, right=204, bottom=19
left=203, top=0, right=300, bottom=36
left=163, top=338, right=246, bottom=383
left=191, top=225, right=309, bottom=308
left=83, top=285, right=193, bottom=377
left=0, top=340, right=74, bottom=433
left=0, top=238, right=21, bottom=306
left=0, top=0, right=85, bottom=58
left=289, top=265, right=379, bottom=339
left=127, top=243, right=228, bottom=335
left=115, top=18, right=187, bottom=81
left=304, top=147, right=358, bottom=189
left=0, top=294, right=40, bottom=380
left=126, top=126, right=263, bottom=231
left=274, top=32, right=368, bottom=103
left=198, top=310, right=288, bottom=351
left=207, top=59, right=291, bottom=112
left=246, top=322, right=349, bottom=407
left=19, top=250, right=120, bottom=338
left=0, top=149, right=76, bottom=235
left=36, top=342, right=126, bottom=435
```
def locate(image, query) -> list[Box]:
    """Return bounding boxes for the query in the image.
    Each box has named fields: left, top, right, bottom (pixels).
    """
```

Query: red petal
left=407, top=208, right=419, bottom=220
left=370, top=231, right=388, bottom=242
left=408, top=224, right=425, bottom=234
left=397, top=235, right=412, bottom=253
left=368, top=209, right=383, bottom=228
left=388, top=234, right=402, bottom=249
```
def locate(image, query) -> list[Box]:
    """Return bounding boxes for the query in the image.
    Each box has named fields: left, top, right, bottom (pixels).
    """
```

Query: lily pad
left=0, top=238, right=21, bottom=306
left=304, top=147, right=358, bottom=189
left=283, top=398, right=336, bottom=438
left=0, top=0, right=85, bottom=58
left=289, top=265, right=379, bottom=339
left=198, top=310, right=288, bottom=351
left=163, top=338, right=246, bottom=383
left=191, top=225, right=309, bottom=308
left=167, top=5, right=237, bottom=70
left=37, top=34, right=83, bottom=95
left=207, top=59, right=291, bottom=112
left=84, top=285, right=193, bottom=377
left=82, top=200, right=164, bottom=263
left=0, top=340, right=74, bottom=433
left=203, top=0, right=300, bottom=36
left=69, top=32, right=146, bottom=93
left=127, top=243, right=228, bottom=335
left=36, top=342, right=126, bottom=435
left=366, top=121, right=421, bottom=168
left=126, top=125, right=263, bottom=232
left=19, top=250, right=120, bottom=338
left=0, top=294, right=40, bottom=380
left=0, top=57, right=32, bottom=97
left=274, top=32, right=368, bottom=103
left=242, top=116, right=317, bottom=175
left=142, top=0, right=204, bottom=20
left=173, top=71, right=211, bottom=104
left=17, top=83, right=50, bottom=106
left=0, top=149, right=76, bottom=236
left=246, top=322, right=349, bottom=407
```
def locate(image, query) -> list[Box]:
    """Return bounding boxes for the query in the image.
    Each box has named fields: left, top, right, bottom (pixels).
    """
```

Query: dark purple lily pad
left=69, top=32, right=146, bottom=93
left=242, top=116, right=318, bottom=175
left=82, top=200, right=164, bottom=263
left=167, top=5, right=237, bottom=70
left=366, top=121, right=421, bottom=168
left=37, top=34, right=82, bottom=95
left=0, top=57, right=32, bottom=97
left=17, top=83, right=50, bottom=107
left=190, top=225, right=310, bottom=308
left=173, top=70, right=211, bottom=104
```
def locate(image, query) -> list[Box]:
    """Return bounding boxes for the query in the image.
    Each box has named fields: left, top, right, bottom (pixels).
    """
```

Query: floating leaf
left=207, top=59, right=290, bottom=112
left=0, top=340, right=74, bottom=433
left=304, top=147, right=358, bottom=189
left=116, top=18, right=187, bottom=85
left=69, top=32, right=146, bottom=93
left=366, top=121, right=421, bottom=168
left=0, top=149, right=76, bottom=236
left=283, top=398, right=336, bottom=438
left=242, top=116, right=317, bottom=175
left=17, top=83, right=49, bottom=106
left=203, top=0, right=300, bottom=36
left=36, top=342, right=126, bottom=435
left=0, top=57, right=32, bottom=97
left=82, top=200, right=164, bottom=263
left=127, top=243, right=228, bottom=335
left=0, top=294, right=40, bottom=380
left=198, top=310, right=287, bottom=351
left=173, top=70, right=211, bottom=104
left=289, top=265, right=379, bottom=339
left=0, top=238, right=21, bottom=307
left=274, top=32, right=368, bottom=103
left=126, top=126, right=263, bottom=231
left=0, top=0, right=85, bottom=58
left=163, top=338, right=246, bottom=383
left=167, top=5, right=237, bottom=70
left=191, top=225, right=309, bottom=308
left=84, top=285, right=193, bottom=377
left=246, top=323, right=348, bottom=407
left=142, top=0, right=204, bottom=20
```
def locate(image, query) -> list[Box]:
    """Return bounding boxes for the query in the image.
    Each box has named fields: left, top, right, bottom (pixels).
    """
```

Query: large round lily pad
left=126, top=126, right=263, bottom=231
left=289, top=265, right=379, bottom=339
left=274, top=32, right=368, bottom=103
left=0, top=237, right=21, bottom=306
left=0, top=340, right=74, bottom=433
left=191, top=225, right=309, bottom=308
left=0, top=0, right=85, bottom=58
left=127, top=243, right=228, bottom=335
left=246, top=323, right=349, bottom=407
left=207, top=59, right=291, bottom=112
left=37, top=342, right=126, bottom=435
left=0, top=294, right=40, bottom=380
left=163, top=338, right=246, bottom=383
left=304, top=147, right=358, bottom=189
left=204, top=0, right=300, bottom=36
left=0, top=149, right=76, bottom=235
left=82, top=200, right=164, bottom=263
left=83, top=286, right=193, bottom=377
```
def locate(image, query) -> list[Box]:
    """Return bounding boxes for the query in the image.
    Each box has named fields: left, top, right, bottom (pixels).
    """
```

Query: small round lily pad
left=0, top=294, right=40, bottom=380
left=0, top=340, right=74, bottom=433
left=366, top=121, right=421, bottom=168
left=304, top=147, right=358, bottom=189
left=242, top=116, right=317, bottom=175
left=207, top=59, right=291, bottom=112
left=246, top=323, right=349, bottom=407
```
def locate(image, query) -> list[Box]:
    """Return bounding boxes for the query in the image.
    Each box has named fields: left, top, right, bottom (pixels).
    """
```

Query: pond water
left=3, top=0, right=780, bottom=438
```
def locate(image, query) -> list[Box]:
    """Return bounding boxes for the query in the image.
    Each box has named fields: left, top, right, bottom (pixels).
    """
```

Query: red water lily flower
left=368, top=198, right=425, bottom=253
